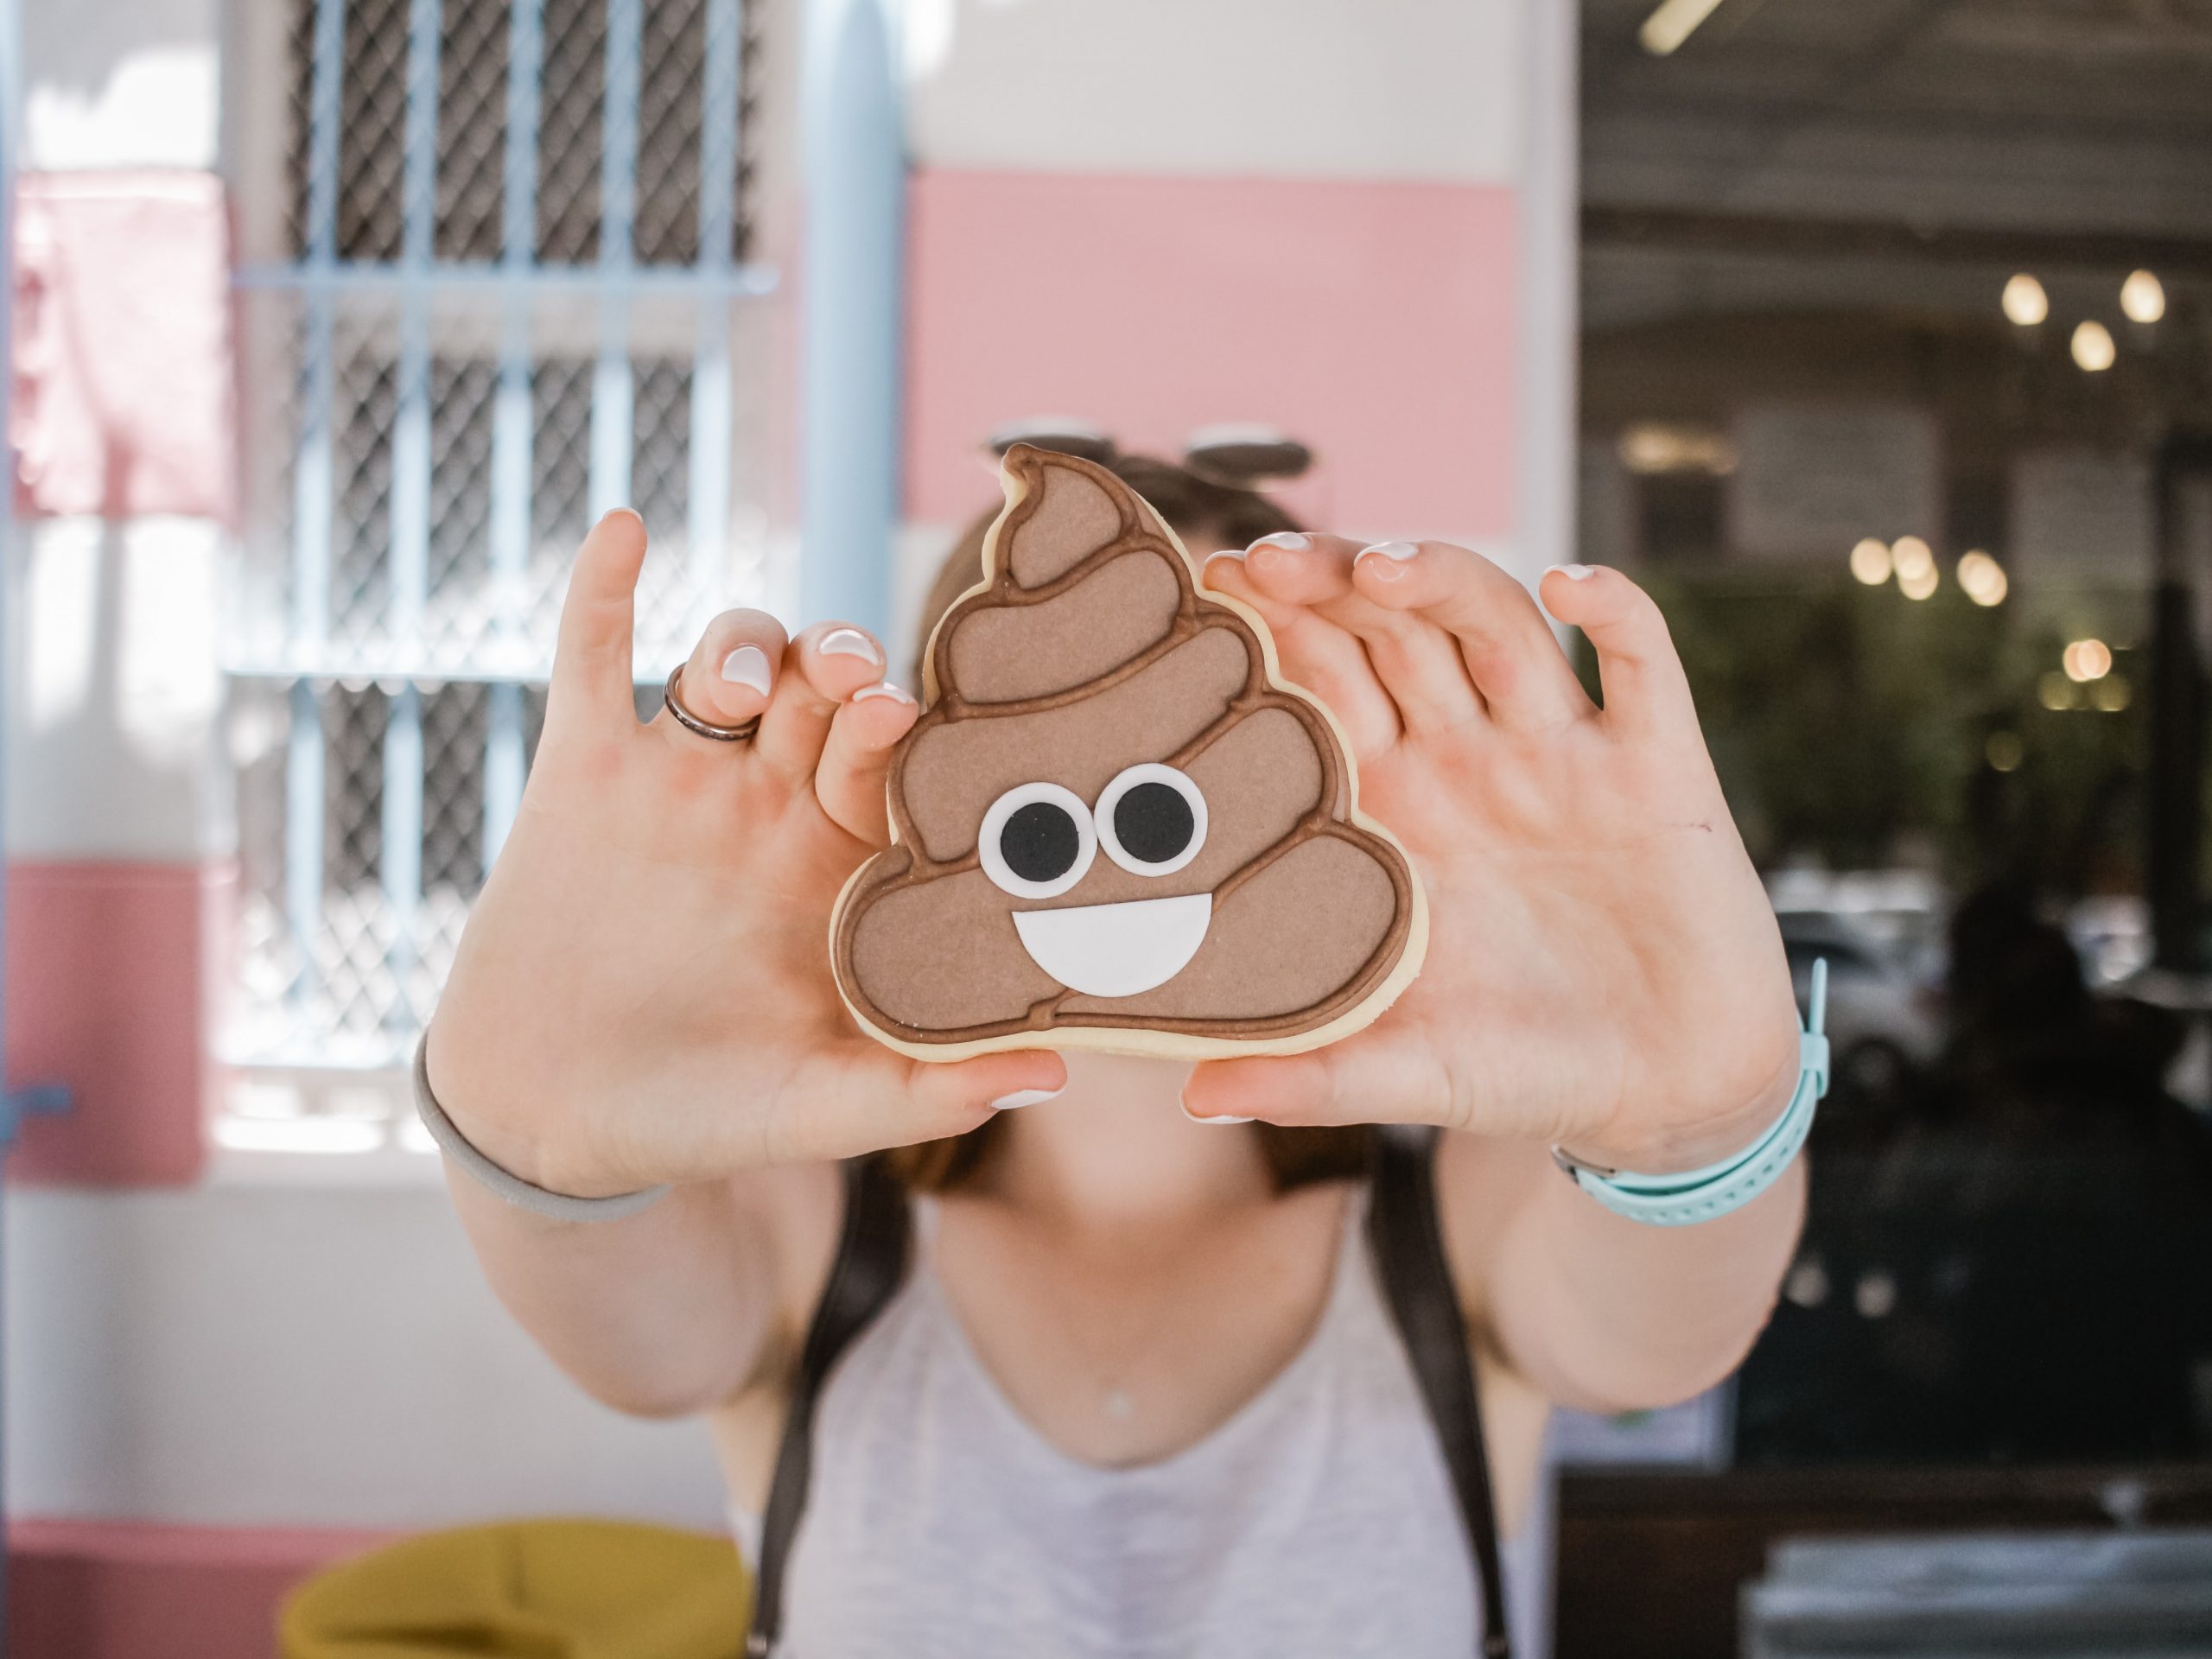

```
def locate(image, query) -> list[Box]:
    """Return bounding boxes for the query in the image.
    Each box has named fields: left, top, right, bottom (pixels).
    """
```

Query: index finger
left=547, top=510, right=651, bottom=742
left=1536, top=564, right=1700, bottom=741
left=1351, top=539, right=1593, bottom=733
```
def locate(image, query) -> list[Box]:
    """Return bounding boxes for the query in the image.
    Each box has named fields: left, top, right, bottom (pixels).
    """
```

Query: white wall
left=22, top=0, right=220, bottom=171
left=906, top=0, right=1522, bottom=182
left=6, top=518, right=219, bottom=859
left=4, top=1183, right=730, bottom=1530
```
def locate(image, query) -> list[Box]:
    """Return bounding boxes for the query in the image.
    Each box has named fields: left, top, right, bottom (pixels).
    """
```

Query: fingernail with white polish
left=1357, top=540, right=1421, bottom=563
left=820, top=627, right=881, bottom=664
left=1202, top=547, right=1247, bottom=566
left=720, top=644, right=773, bottom=694
left=1249, top=532, right=1310, bottom=554
left=991, top=1087, right=1064, bottom=1111
left=1180, top=1094, right=1255, bottom=1124
left=1547, top=563, right=1599, bottom=581
left=853, top=682, right=914, bottom=705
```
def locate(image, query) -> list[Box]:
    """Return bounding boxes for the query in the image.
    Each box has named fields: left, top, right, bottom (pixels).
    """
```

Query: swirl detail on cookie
left=830, top=445, right=1427, bottom=1059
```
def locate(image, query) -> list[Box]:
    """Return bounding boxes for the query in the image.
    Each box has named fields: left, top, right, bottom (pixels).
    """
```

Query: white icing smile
left=1012, top=893, right=1212, bottom=998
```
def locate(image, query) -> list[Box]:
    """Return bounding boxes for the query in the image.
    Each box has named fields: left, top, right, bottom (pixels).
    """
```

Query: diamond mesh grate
left=287, top=0, right=755, bottom=265
left=630, top=354, right=698, bottom=645
left=636, top=0, right=705, bottom=266
left=435, top=0, right=509, bottom=260
left=283, top=1, right=317, bottom=257
left=329, top=319, right=397, bottom=658
left=335, top=0, right=409, bottom=261
left=535, top=0, right=606, bottom=264
left=423, top=682, right=490, bottom=896
left=527, top=353, right=594, bottom=641
left=428, top=353, right=499, bottom=652
left=322, top=683, right=386, bottom=893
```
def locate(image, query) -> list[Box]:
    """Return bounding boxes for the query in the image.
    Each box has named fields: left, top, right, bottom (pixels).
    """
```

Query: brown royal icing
left=830, top=445, right=1427, bottom=1057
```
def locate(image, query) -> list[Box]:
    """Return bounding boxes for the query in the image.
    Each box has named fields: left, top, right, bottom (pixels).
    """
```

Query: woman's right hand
left=425, top=511, right=1067, bottom=1198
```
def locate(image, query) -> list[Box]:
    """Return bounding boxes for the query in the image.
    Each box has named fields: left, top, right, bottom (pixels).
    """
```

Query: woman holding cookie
left=423, top=443, right=1817, bottom=1657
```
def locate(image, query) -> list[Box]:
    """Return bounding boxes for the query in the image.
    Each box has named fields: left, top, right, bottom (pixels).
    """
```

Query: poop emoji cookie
left=830, top=445, right=1427, bottom=1060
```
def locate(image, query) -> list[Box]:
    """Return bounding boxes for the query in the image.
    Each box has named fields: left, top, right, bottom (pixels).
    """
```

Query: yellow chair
left=280, top=1519, right=750, bottom=1659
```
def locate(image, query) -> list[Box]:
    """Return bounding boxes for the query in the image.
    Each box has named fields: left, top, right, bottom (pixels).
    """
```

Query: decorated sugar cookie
left=830, top=445, right=1427, bottom=1060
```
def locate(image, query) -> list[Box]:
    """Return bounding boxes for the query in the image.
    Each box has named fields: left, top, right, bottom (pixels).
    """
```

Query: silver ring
left=664, top=664, right=761, bottom=742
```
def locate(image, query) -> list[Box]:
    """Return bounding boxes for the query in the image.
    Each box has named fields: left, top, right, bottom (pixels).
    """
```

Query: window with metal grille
left=220, top=0, right=778, bottom=1156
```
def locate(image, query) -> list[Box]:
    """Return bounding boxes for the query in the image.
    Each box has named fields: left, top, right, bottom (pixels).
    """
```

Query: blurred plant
left=1590, top=571, right=2156, bottom=896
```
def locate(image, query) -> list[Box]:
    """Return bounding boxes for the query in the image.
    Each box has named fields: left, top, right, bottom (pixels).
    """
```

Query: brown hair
left=887, top=449, right=1370, bottom=1194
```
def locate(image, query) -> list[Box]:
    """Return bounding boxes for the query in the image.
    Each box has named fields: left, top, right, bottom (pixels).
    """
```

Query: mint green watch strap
left=1554, top=958, right=1830, bottom=1227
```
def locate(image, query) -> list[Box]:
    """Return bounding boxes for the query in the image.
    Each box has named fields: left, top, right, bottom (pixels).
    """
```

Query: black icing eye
left=1114, top=783, right=1195, bottom=866
left=1002, top=801, right=1084, bottom=884
left=1096, top=765, right=1209, bottom=877
left=979, top=782, right=1097, bottom=899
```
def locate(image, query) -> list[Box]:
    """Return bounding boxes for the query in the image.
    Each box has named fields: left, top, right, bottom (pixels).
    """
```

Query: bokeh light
left=2071, top=320, right=2116, bottom=372
left=2002, top=273, right=2049, bottom=326
left=1955, top=550, right=2008, bottom=607
left=2120, top=270, right=2166, bottom=325
left=2063, top=639, right=2113, bottom=683
left=1850, top=537, right=1892, bottom=584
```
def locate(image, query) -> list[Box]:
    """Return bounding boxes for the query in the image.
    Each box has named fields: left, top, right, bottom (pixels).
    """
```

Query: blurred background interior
left=5, top=0, right=2212, bottom=1655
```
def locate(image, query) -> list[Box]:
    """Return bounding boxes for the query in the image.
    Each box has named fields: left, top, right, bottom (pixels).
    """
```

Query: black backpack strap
left=747, top=1154, right=912, bottom=1658
left=1367, top=1126, right=1512, bottom=1659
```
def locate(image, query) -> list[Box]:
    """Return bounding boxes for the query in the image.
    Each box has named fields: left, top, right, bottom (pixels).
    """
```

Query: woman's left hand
left=1185, top=537, right=1802, bottom=1172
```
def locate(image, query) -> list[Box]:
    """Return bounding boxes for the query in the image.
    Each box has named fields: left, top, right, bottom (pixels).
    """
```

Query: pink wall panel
left=9, top=1519, right=392, bottom=1659
left=5, top=861, right=209, bottom=1186
left=905, top=169, right=1520, bottom=540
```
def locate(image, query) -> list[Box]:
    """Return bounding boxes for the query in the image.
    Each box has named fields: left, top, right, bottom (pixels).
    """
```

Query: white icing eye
left=1094, top=763, right=1208, bottom=878
left=978, top=781, right=1097, bottom=899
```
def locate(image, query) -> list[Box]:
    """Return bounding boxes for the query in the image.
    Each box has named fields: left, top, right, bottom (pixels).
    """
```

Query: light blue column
left=382, top=0, right=444, bottom=1029
left=798, top=0, right=904, bottom=641
left=287, top=0, right=350, bottom=1009
left=689, top=0, right=742, bottom=602
left=483, top=0, right=544, bottom=863
left=588, top=0, right=641, bottom=520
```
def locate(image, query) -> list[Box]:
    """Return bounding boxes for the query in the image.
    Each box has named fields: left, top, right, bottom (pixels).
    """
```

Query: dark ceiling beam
left=1583, top=205, right=2212, bottom=279
left=1708, top=0, right=1961, bottom=197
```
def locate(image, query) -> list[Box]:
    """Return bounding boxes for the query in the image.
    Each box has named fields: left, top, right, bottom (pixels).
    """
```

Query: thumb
left=766, top=1046, right=1071, bottom=1165
left=906, top=1050, right=1071, bottom=1125
left=1182, top=1033, right=1455, bottom=1130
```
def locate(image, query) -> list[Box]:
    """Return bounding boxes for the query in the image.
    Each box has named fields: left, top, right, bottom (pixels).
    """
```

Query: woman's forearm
left=1446, top=1134, right=1805, bottom=1416
left=448, top=1165, right=781, bottom=1418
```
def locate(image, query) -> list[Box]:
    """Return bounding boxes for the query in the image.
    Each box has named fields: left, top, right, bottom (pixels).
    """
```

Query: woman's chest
left=928, top=1184, right=1353, bottom=1468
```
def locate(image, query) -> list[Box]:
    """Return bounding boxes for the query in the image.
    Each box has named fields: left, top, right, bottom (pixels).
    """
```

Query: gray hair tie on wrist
left=412, top=1039, right=671, bottom=1223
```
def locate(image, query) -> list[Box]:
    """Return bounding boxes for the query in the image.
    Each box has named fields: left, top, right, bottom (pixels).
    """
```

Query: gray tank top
left=737, top=1191, right=1554, bottom=1658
